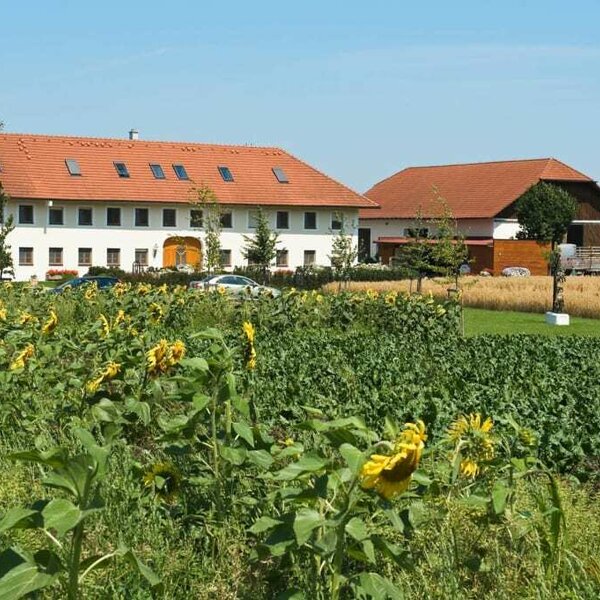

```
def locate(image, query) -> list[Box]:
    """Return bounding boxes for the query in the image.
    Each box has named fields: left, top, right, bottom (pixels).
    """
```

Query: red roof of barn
left=0, top=133, right=376, bottom=208
left=361, top=158, right=595, bottom=219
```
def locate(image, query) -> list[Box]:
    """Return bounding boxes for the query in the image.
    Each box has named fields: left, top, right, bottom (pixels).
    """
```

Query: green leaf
left=412, top=470, right=432, bottom=486
left=345, top=517, right=369, bottom=542
left=492, top=480, right=510, bottom=515
left=233, top=422, right=255, bottom=447
left=276, top=590, right=304, bottom=600
left=249, top=516, right=283, bottom=534
left=339, top=444, right=364, bottom=475
left=192, top=393, right=211, bottom=411
left=293, top=508, right=322, bottom=546
left=42, top=499, right=82, bottom=536
left=275, top=453, right=327, bottom=481
left=220, top=446, right=247, bottom=465
left=357, top=572, right=404, bottom=599
left=0, top=560, right=56, bottom=600
left=0, top=508, right=39, bottom=533
left=361, top=539, right=376, bottom=564
left=247, top=449, right=274, bottom=469
left=232, top=396, right=250, bottom=419
left=122, top=549, right=162, bottom=592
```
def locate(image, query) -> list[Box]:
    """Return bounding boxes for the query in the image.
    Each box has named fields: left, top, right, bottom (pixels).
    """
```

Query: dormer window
left=272, top=167, right=289, bottom=183
left=218, top=166, right=234, bottom=182
left=65, top=159, right=81, bottom=176
left=173, top=164, right=189, bottom=180
left=114, top=162, right=130, bottom=178
left=150, top=163, right=166, bottom=179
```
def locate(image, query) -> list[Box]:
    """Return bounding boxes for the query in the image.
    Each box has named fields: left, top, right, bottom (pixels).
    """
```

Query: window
left=48, top=207, right=64, bottom=225
left=272, top=167, right=289, bottom=183
left=149, top=163, right=166, bottom=179
left=220, top=211, right=233, bottom=228
left=403, top=228, right=429, bottom=238
left=135, top=208, right=149, bottom=227
left=331, top=212, right=343, bottom=231
left=135, top=249, right=149, bottom=266
left=114, top=162, right=130, bottom=178
left=304, top=211, right=317, bottom=230
left=276, top=211, right=289, bottom=229
left=220, top=249, right=232, bottom=267
left=304, top=250, right=316, bottom=266
left=19, top=247, right=33, bottom=266
left=248, top=210, right=260, bottom=229
left=78, top=248, right=92, bottom=266
left=276, top=249, right=289, bottom=267
left=65, top=159, right=81, bottom=176
left=78, top=208, right=93, bottom=226
left=107, top=207, right=121, bottom=226
left=190, top=209, right=203, bottom=228
left=107, top=248, right=120, bottom=266
left=163, top=208, right=177, bottom=227
left=49, top=247, right=63, bottom=266
left=18, top=205, right=34, bottom=225
left=173, top=164, right=189, bottom=180
left=218, top=166, right=234, bottom=182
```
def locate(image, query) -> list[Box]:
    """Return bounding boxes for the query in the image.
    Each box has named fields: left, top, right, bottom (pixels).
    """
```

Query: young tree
left=516, top=182, right=577, bottom=313
left=0, top=182, right=15, bottom=280
left=391, top=210, right=433, bottom=293
left=242, top=208, right=279, bottom=283
left=191, top=184, right=222, bottom=274
left=329, top=214, right=358, bottom=289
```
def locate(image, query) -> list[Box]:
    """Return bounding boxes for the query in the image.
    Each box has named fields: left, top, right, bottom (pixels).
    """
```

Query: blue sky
left=2, top=0, right=599, bottom=191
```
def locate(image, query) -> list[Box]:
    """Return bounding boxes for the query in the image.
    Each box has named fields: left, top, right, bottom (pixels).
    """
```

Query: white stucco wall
left=492, top=219, right=521, bottom=240
left=5, top=200, right=358, bottom=280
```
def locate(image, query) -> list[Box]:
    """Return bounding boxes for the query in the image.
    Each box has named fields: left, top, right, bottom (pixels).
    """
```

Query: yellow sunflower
left=143, top=462, right=182, bottom=503
left=10, top=343, right=35, bottom=371
left=447, top=413, right=495, bottom=478
left=41, top=309, right=58, bottom=335
left=99, top=314, right=110, bottom=337
left=242, top=321, right=257, bottom=370
left=146, top=340, right=185, bottom=377
left=149, top=303, right=164, bottom=323
left=361, top=420, right=427, bottom=500
left=18, top=312, right=38, bottom=325
left=85, top=361, right=121, bottom=394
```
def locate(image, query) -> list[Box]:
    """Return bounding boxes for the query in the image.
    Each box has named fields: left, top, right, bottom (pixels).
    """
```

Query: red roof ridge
left=540, top=157, right=594, bottom=182
left=0, top=131, right=283, bottom=153
left=277, top=147, right=379, bottom=209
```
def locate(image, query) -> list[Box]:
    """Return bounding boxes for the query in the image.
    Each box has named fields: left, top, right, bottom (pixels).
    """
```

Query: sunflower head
left=149, top=303, right=164, bottom=323
left=447, top=413, right=495, bottom=478
left=170, top=340, right=186, bottom=362
left=143, top=462, right=182, bottom=503
left=242, top=321, right=255, bottom=344
left=361, top=420, right=427, bottom=500
left=10, top=343, right=35, bottom=371
left=99, top=314, right=110, bottom=337
left=18, top=312, right=38, bottom=325
left=41, top=309, right=58, bottom=335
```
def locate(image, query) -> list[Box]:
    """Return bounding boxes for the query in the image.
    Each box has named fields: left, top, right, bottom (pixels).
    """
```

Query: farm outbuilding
left=359, top=158, right=600, bottom=275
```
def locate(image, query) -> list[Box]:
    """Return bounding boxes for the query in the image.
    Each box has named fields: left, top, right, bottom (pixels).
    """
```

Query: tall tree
left=242, top=208, right=279, bottom=283
left=0, top=182, right=15, bottom=280
left=194, top=184, right=222, bottom=275
left=329, top=214, right=358, bottom=288
left=516, top=182, right=577, bottom=313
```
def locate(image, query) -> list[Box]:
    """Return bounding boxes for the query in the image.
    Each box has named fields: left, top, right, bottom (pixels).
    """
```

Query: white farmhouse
left=0, top=132, right=376, bottom=281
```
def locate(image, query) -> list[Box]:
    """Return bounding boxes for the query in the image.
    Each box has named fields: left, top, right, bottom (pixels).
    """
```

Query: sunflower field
left=0, top=282, right=599, bottom=599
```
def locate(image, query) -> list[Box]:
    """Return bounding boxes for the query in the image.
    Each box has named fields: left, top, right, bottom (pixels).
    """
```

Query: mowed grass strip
left=463, top=307, right=600, bottom=336
left=325, top=276, right=600, bottom=319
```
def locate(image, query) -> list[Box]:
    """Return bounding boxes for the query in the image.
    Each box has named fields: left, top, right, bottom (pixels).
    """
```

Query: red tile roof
left=0, top=133, right=376, bottom=209
left=361, top=158, right=595, bottom=219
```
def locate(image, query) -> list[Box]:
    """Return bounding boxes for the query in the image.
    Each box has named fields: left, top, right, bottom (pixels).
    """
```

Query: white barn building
left=0, top=132, right=376, bottom=281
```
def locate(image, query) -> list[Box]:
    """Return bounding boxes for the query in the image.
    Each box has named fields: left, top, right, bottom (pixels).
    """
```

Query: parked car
left=49, top=276, right=120, bottom=293
left=189, top=274, right=281, bottom=298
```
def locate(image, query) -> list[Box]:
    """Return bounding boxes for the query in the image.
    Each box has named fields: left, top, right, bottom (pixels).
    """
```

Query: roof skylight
left=65, top=159, right=81, bottom=176
left=172, top=164, right=189, bottom=180
left=114, top=162, right=130, bottom=178
left=272, top=167, right=289, bottom=183
left=218, top=166, right=234, bottom=182
left=150, top=163, right=166, bottom=179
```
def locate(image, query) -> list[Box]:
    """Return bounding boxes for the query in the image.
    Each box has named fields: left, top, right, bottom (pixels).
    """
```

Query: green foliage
left=329, top=215, right=358, bottom=283
left=516, top=182, right=577, bottom=246
left=194, top=184, right=222, bottom=274
left=242, top=208, right=280, bottom=281
left=0, top=182, right=15, bottom=280
left=0, top=284, right=599, bottom=598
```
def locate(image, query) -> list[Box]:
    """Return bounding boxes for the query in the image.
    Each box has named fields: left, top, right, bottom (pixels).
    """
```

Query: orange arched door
left=163, top=237, right=202, bottom=270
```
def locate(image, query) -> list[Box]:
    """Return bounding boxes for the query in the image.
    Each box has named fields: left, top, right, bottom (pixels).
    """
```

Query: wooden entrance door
left=163, top=237, right=202, bottom=269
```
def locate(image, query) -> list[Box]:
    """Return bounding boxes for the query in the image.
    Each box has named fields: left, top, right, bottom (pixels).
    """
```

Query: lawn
left=464, top=307, right=600, bottom=336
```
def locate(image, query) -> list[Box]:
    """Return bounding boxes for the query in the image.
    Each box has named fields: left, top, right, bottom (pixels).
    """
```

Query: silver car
left=189, top=274, right=281, bottom=298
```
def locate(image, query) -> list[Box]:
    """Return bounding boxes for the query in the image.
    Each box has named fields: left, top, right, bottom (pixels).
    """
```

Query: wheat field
left=324, top=276, right=600, bottom=319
